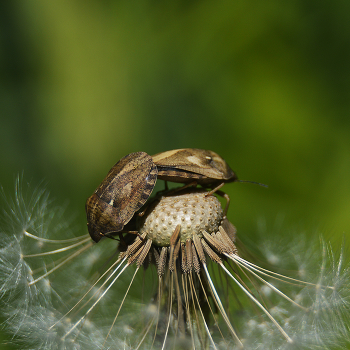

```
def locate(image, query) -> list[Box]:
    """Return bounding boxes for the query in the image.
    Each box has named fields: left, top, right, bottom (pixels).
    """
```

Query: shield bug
left=152, top=148, right=237, bottom=186
left=152, top=148, right=266, bottom=215
left=86, top=152, right=158, bottom=242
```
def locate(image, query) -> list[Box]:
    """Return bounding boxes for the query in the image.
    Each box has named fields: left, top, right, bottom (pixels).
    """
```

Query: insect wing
left=86, top=152, right=157, bottom=242
left=96, top=152, right=158, bottom=223
left=153, top=148, right=236, bottom=182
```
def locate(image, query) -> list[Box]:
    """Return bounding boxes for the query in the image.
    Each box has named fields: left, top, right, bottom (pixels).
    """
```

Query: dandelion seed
left=0, top=179, right=349, bottom=349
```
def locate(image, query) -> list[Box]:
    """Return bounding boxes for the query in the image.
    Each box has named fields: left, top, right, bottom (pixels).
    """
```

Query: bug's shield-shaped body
left=86, top=152, right=158, bottom=242
left=152, top=148, right=237, bottom=185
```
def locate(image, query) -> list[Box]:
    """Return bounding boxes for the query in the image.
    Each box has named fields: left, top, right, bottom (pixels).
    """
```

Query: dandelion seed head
left=139, top=190, right=223, bottom=246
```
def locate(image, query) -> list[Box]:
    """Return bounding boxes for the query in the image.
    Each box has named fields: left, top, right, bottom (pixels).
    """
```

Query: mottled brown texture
left=152, top=148, right=237, bottom=185
left=86, top=152, right=158, bottom=242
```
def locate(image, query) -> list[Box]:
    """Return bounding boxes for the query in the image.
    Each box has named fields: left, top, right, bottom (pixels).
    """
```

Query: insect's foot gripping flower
left=0, top=180, right=349, bottom=350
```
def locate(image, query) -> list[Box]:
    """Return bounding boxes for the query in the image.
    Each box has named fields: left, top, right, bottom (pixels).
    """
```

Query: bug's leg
left=102, top=232, right=119, bottom=240
left=162, top=181, right=198, bottom=197
left=138, top=194, right=163, bottom=217
left=117, top=231, right=147, bottom=255
left=116, top=233, right=128, bottom=250
left=217, top=190, right=230, bottom=216
left=205, top=183, right=230, bottom=216
left=177, top=181, right=198, bottom=192
left=155, top=181, right=170, bottom=196
left=138, top=208, right=147, bottom=217
left=204, top=182, right=225, bottom=196
left=125, top=230, right=144, bottom=239
left=157, top=181, right=199, bottom=199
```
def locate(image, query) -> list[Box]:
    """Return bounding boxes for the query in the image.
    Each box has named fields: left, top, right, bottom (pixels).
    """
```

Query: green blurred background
left=1, top=1, right=350, bottom=347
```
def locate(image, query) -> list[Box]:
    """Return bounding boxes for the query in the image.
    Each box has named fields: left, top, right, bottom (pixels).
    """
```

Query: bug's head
left=86, top=221, right=103, bottom=243
left=85, top=194, right=124, bottom=243
left=204, top=150, right=238, bottom=182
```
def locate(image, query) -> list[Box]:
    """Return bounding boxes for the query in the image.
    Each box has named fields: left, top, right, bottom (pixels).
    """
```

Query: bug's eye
left=205, top=156, right=215, bottom=166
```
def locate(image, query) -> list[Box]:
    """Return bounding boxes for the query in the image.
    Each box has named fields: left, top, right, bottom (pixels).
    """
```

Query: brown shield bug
left=86, top=152, right=158, bottom=242
left=152, top=148, right=266, bottom=215
left=152, top=148, right=238, bottom=186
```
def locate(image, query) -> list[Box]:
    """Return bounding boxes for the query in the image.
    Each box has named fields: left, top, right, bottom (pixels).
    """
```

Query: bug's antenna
left=237, top=180, right=268, bottom=188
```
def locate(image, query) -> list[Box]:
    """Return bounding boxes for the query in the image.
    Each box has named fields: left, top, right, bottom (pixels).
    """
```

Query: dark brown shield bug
left=152, top=148, right=238, bottom=186
left=86, top=152, right=158, bottom=242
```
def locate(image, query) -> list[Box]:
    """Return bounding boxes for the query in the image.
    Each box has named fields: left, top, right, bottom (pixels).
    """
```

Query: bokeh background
left=1, top=1, right=350, bottom=348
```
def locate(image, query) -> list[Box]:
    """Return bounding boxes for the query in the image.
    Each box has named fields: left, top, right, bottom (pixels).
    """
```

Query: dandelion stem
left=227, top=253, right=308, bottom=310
left=203, top=264, right=243, bottom=348
left=233, top=254, right=323, bottom=288
left=189, top=272, right=205, bottom=348
left=23, top=236, right=92, bottom=257
left=49, top=256, right=127, bottom=330
left=189, top=272, right=218, bottom=350
left=150, top=276, right=163, bottom=349
left=62, top=261, right=130, bottom=339
left=28, top=242, right=92, bottom=285
left=103, top=267, right=140, bottom=347
left=24, top=230, right=90, bottom=243
left=161, top=271, right=174, bottom=350
left=182, top=274, right=195, bottom=349
left=220, top=262, right=294, bottom=343
left=197, top=272, right=227, bottom=345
